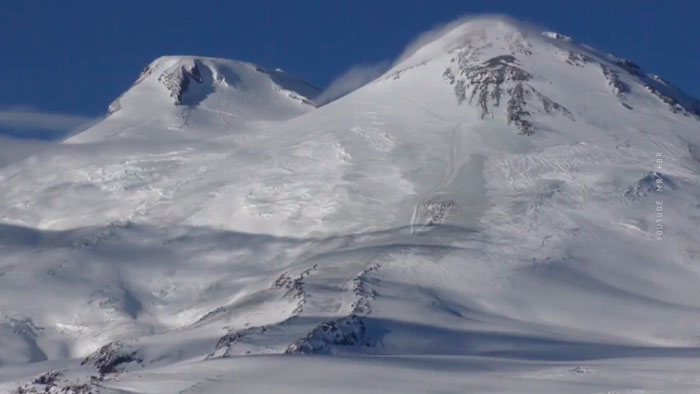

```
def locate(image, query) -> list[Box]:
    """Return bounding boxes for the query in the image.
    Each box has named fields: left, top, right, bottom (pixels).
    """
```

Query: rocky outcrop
left=157, top=61, right=204, bottom=104
left=11, top=371, right=95, bottom=394
left=602, top=65, right=629, bottom=97
left=286, top=263, right=379, bottom=355
left=609, top=58, right=700, bottom=117
left=506, top=82, right=534, bottom=135
left=565, top=51, right=590, bottom=67
left=285, top=315, right=370, bottom=354
left=624, top=171, right=676, bottom=199
left=272, top=265, right=317, bottom=315
left=444, top=50, right=573, bottom=135
left=206, top=265, right=319, bottom=358
left=81, top=341, right=142, bottom=375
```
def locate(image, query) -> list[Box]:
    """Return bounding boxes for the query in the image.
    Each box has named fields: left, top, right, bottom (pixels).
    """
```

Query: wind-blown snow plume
left=317, top=15, right=541, bottom=106
left=316, top=61, right=390, bottom=105
left=395, top=14, right=542, bottom=64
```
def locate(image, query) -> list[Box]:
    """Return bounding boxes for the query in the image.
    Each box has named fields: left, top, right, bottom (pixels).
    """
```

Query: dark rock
left=601, top=66, right=629, bottom=97
left=566, top=52, right=590, bottom=67
left=32, top=370, right=62, bottom=386
left=625, top=171, right=676, bottom=199
left=81, top=341, right=142, bottom=375
left=285, top=315, right=370, bottom=354
left=507, top=83, right=534, bottom=136
left=615, top=59, right=644, bottom=77
left=158, top=62, right=204, bottom=105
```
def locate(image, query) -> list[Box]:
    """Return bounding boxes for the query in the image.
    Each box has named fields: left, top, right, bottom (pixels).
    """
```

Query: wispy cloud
left=394, top=14, right=535, bottom=64
left=0, top=107, right=99, bottom=140
left=315, top=61, right=390, bottom=105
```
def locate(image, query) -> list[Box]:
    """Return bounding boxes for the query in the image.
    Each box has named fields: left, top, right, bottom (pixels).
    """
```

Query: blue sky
left=1, top=0, right=698, bottom=138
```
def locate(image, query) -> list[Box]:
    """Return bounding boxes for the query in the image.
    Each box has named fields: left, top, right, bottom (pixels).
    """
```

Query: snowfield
left=1, top=17, right=700, bottom=393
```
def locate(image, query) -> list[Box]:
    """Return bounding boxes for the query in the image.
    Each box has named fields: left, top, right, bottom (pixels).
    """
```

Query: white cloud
left=0, top=107, right=99, bottom=139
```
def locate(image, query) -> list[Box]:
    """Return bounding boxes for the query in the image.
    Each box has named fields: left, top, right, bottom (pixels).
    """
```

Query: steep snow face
left=385, top=18, right=699, bottom=135
left=70, top=56, right=319, bottom=142
left=2, top=17, right=700, bottom=393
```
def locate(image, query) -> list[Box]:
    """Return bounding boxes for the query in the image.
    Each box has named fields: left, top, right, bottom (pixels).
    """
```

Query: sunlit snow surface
left=2, top=18, right=700, bottom=393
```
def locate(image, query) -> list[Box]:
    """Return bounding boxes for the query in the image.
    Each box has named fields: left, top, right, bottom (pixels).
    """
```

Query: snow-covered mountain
left=2, top=17, right=700, bottom=394
left=72, top=56, right=319, bottom=143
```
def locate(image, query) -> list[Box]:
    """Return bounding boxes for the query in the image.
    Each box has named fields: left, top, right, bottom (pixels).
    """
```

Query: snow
left=70, top=56, right=319, bottom=143
left=1, top=16, right=700, bottom=393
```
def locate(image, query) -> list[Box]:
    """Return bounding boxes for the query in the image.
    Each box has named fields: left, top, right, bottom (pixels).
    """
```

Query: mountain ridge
left=2, top=16, right=700, bottom=394
left=69, top=55, right=320, bottom=143
left=73, top=17, right=699, bottom=144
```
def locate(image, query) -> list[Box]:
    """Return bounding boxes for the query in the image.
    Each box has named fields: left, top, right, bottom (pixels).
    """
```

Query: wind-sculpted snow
left=2, top=16, right=700, bottom=394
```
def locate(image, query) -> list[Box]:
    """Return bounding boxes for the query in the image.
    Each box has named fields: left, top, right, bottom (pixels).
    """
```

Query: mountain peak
left=394, top=16, right=533, bottom=63
left=109, top=55, right=319, bottom=115
left=380, top=16, right=699, bottom=136
left=70, top=56, right=319, bottom=141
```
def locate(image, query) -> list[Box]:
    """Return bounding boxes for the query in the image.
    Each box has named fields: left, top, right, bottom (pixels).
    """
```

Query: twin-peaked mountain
left=1, top=17, right=700, bottom=394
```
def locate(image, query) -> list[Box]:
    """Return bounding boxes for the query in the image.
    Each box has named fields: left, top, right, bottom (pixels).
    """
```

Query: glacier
left=1, top=16, right=700, bottom=394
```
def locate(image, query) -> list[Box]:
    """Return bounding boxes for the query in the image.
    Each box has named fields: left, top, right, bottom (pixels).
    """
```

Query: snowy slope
left=1, top=16, right=700, bottom=394
left=70, top=56, right=318, bottom=143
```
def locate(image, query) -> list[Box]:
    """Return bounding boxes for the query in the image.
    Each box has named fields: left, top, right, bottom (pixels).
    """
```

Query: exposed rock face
left=12, top=371, right=94, bottom=394
left=285, top=263, right=379, bottom=355
left=608, top=58, right=700, bottom=117
left=443, top=53, right=532, bottom=134
left=443, top=38, right=573, bottom=135
left=208, top=325, right=269, bottom=358
left=350, top=263, right=379, bottom=315
left=272, top=265, right=317, bottom=315
left=205, top=265, right=319, bottom=358
left=647, top=82, right=700, bottom=117
left=32, top=370, right=62, bottom=386
left=463, top=55, right=530, bottom=109
left=285, top=315, right=370, bottom=354
left=645, top=84, right=686, bottom=114
left=624, top=171, right=676, bottom=199
left=102, top=56, right=319, bottom=122
left=12, top=382, right=94, bottom=394
left=602, top=65, right=629, bottom=97
left=615, top=59, right=645, bottom=77
left=440, top=29, right=698, bottom=136
left=157, top=61, right=204, bottom=104
left=565, top=51, right=590, bottom=67
left=81, top=341, right=142, bottom=375
left=506, top=82, right=535, bottom=135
